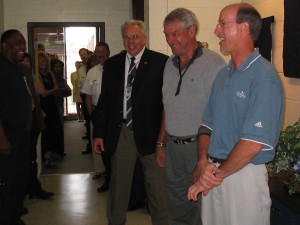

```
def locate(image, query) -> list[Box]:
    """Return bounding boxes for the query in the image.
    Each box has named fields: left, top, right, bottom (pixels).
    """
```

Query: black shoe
left=29, top=190, right=54, bottom=199
left=81, top=149, right=92, bottom=154
left=97, top=183, right=109, bottom=193
left=127, top=202, right=146, bottom=211
left=12, top=219, right=26, bottom=225
left=52, top=152, right=66, bottom=161
left=82, top=135, right=89, bottom=140
left=92, top=172, right=105, bottom=179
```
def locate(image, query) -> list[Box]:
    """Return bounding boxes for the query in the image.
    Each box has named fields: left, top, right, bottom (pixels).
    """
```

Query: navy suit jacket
left=92, top=48, right=168, bottom=156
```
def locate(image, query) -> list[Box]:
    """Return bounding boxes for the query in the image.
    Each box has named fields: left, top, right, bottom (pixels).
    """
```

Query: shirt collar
left=126, top=46, right=145, bottom=63
left=228, top=48, right=262, bottom=72
left=171, top=42, right=203, bottom=68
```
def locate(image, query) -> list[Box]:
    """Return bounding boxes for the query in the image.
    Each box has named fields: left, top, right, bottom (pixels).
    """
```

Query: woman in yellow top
left=71, top=61, right=84, bottom=121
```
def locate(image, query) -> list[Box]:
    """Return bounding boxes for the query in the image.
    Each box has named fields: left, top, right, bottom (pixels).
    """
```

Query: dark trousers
left=0, top=134, right=30, bottom=225
left=28, top=114, right=43, bottom=193
left=102, top=152, right=111, bottom=186
left=80, top=92, right=92, bottom=151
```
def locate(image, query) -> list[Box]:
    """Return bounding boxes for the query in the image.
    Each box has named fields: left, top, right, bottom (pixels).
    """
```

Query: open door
left=27, top=22, right=105, bottom=118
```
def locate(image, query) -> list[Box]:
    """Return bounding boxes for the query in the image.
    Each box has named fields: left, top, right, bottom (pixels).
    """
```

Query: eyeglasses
left=216, top=21, right=237, bottom=28
left=122, top=34, right=143, bottom=40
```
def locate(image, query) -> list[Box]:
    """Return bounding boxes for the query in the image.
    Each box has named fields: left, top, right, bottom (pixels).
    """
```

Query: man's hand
left=93, top=138, right=105, bottom=154
left=198, top=162, right=223, bottom=189
left=156, top=146, right=165, bottom=167
left=189, top=161, right=223, bottom=200
left=188, top=179, right=208, bottom=201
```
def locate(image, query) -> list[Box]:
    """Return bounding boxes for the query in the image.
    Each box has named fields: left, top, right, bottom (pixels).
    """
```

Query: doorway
left=27, top=22, right=105, bottom=118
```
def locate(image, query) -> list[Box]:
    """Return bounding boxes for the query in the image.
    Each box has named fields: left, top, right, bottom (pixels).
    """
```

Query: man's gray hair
left=164, top=8, right=199, bottom=34
left=121, top=20, right=147, bottom=35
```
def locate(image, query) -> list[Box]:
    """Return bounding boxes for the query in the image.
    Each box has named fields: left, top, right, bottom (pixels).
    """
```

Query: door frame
left=27, top=22, right=105, bottom=57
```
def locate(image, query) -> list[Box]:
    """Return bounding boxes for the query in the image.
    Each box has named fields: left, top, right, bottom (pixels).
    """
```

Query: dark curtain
left=255, top=16, right=274, bottom=62
left=132, top=0, right=144, bottom=21
left=283, top=0, right=300, bottom=78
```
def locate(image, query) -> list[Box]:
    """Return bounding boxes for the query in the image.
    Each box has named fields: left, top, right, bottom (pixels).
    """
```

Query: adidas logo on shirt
left=254, top=121, right=263, bottom=128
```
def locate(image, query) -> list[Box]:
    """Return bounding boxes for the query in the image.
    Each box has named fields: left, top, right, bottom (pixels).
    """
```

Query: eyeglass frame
left=216, top=21, right=239, bottom=28
left=122, top=34, right=144, bottom=40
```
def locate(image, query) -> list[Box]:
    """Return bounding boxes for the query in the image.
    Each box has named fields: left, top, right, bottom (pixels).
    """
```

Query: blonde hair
left=35, top=51, right=52, bottom=94
left=38, top=51, right=50, bottom=71
left=75, top=61, right=84, bottom=70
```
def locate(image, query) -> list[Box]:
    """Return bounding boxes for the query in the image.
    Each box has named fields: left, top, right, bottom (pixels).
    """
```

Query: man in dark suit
left=92, top=20, right=169, bottom=225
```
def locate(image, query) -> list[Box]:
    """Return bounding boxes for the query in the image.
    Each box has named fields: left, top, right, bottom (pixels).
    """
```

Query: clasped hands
left=188, top=162, right=223, bottom=201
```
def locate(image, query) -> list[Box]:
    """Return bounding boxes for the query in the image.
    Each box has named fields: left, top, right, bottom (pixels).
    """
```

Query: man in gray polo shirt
left=155, top=8, right=226, bottom=225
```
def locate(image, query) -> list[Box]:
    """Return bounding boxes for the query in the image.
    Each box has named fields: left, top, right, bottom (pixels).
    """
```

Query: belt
left=122, top=119, right=127, bottom=124
left=169, top=135, right=198, bottom=144
left=209, top=156, right=226, bottom=164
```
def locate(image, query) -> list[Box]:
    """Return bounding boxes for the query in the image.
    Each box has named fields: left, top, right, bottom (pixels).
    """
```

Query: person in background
left=36, top=51, right=64, bottom=166
left=50, top=58, right=71, bottom=159
left=38, top=43, right=58, bottom=61
left=50, top=59, right=72, bottom=126
left=0, top=29, right=30, bottom=225
left=92, top=20, right=169, bottom=225
left=38, top=43, right=46, bottom=52
left=155, top=8, right=226, bottom=225
left=81, top=42, right=110, bottom=185
left=188, top=3, right=284, bottom=225
left=22, top=53, right=54, bottom=201
left=71, top=61, right=84, bottom=122
left=77, top=48, right=93, bottom=154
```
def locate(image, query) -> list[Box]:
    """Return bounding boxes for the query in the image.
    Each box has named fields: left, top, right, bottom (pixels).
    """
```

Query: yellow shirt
left=71, top=71, right=82, bottom=103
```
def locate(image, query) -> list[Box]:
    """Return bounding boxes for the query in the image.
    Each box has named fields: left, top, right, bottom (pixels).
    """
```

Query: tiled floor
left=22, top=173, right=152, bottom=225
left=22, top=120, right=152, bottom=225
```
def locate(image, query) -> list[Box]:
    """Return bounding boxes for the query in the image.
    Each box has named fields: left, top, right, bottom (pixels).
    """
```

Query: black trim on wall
left=132, top=0, right=144, bottom=21
left=283, top=0, right=300, bottom=78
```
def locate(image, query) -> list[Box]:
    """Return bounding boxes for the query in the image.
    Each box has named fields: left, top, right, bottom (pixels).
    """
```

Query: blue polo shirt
left=202, top=49, right=284, bottom=164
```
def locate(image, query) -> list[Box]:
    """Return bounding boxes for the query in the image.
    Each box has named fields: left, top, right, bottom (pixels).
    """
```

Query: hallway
left=22, top=120, right=152, bottom=225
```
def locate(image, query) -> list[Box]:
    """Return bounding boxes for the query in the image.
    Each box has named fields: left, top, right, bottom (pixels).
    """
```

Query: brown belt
left=209, top=156, right=226, bottom=164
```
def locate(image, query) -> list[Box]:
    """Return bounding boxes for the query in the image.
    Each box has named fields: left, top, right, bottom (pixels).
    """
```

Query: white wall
left=146, top=0, right=300, bottom=128
left=3, top=0, right=132, bottom=56
left=0, top=0, right=3, bottom=34
left=245, top=0, right=300, bottom=127
left=146, top=0, right=236, bottom=59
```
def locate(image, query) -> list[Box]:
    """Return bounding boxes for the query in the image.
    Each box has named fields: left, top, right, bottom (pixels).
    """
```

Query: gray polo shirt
left=162, top=45, right=226, bottom=136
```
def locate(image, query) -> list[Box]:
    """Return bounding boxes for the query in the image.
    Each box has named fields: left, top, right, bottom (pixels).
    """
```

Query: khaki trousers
left=107, top=124, right=169, bottom=225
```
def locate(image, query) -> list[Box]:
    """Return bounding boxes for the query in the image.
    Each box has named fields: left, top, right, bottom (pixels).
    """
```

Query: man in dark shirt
left=0, top=29, right=31, bottom=225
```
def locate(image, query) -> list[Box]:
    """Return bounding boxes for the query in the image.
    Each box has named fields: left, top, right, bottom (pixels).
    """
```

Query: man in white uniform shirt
left=81, top=42, right=111, bottom=190
left=77, top=48, right=93, bottom=153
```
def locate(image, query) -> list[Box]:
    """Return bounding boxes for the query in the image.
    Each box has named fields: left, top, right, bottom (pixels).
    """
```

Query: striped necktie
left=126, top=57, right=136, bottom=130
